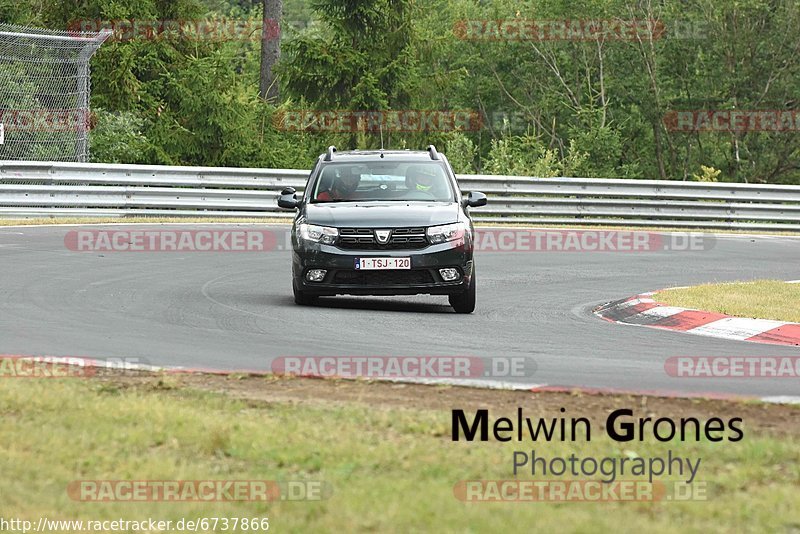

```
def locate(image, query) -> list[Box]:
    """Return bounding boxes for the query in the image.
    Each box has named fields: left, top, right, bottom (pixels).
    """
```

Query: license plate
left=355, top=257, right=411, bottom=270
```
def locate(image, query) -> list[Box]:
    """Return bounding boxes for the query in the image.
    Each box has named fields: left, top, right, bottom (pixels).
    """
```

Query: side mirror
left=278, top=187, right=299, bottom=209
left=464, top=191, right=488, bottom=208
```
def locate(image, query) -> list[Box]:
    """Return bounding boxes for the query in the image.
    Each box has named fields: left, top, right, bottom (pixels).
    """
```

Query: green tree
left=278, top=0, right=418, bottom=148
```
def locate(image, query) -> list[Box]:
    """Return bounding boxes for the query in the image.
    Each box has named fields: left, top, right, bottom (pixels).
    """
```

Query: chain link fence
left=0, top=23, right=109, bottom=162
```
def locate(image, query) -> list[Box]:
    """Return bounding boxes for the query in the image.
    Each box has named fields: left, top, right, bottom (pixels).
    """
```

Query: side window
left=315, top=166, right=339, bottom=199
left=305, top=160, right=321, bottom=201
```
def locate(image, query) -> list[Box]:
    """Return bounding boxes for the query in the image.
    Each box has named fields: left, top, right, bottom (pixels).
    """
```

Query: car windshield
left=311, top=161, right=454, bottom=203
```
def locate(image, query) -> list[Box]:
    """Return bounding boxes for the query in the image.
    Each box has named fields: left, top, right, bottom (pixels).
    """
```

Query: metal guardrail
left=2, top=160, right=800, bottom=231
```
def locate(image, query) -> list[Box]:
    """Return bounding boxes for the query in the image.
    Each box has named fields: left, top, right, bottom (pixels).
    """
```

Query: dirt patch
left=91, top=369, right=800, bottom=439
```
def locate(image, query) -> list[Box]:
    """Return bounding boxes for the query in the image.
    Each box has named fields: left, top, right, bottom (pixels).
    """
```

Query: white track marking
left=381, top=377, right=547, bottom=390
left=13, top=356, right=800, bottom=403
left=685, top=317, right=787, bottom=341
left=761, top=396, right=800, bottom=404
left=0, top=221, right=290, bottom=229
left=624, top=306, right=687, bottom=321
left=2, top=221, right=800, bottom=239
left=612, top=297, right=654, bottom=310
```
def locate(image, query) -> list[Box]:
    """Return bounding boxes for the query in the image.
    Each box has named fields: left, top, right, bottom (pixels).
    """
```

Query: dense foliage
left=3, top=0, right=799, bottom=182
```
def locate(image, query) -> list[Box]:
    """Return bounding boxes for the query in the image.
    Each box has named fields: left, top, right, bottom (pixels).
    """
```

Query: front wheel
left=293, top=282, right=318, bottom=306
left=449, top=271, right=476, bottom=314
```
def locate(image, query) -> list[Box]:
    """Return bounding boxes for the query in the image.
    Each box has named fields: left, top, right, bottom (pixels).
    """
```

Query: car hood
left=304, top=201, right=460, bottom=228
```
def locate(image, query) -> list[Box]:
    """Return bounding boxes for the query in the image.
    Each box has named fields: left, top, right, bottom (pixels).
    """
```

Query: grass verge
left=658, top=280, right=800, bottom=323
left=0, top=372, right=798, bottom=532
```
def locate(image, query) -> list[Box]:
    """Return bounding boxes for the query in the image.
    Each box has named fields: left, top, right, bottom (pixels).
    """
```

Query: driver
left=405, top=165, right=439, bottom=194
left=317, top=171, right=360, bottom=201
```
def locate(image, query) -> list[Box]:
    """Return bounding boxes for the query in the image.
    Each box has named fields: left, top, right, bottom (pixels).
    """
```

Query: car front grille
left=332, top=269, right=435, bottom=286
left=337, top=227, right=428, bottom=250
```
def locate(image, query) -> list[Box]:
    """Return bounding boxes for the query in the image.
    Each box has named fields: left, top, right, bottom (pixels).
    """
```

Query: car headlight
left=427, top=222, right=467, bottom=244
left=299, top=223, right=338, bottom=245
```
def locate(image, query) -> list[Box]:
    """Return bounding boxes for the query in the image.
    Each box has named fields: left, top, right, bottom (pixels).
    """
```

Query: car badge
left=375, top=230, right=391, bottom=244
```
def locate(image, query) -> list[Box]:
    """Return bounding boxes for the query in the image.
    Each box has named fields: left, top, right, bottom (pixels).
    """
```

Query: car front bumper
left=292, top=239, right=473, bottom=296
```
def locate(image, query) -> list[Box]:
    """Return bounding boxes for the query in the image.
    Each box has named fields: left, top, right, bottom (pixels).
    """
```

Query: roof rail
left=427, top=145, right=440, bottom=160
left=324, top=145, right=337, bottom=161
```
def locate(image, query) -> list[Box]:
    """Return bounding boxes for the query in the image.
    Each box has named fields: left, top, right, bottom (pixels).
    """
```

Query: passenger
left=317, top=172, right=360, bottom=201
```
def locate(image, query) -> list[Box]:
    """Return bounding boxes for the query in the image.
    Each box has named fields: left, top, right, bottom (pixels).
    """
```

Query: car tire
left=293, top=282, right=318, bottom=306
left=449, top=271, right=476, bottom=314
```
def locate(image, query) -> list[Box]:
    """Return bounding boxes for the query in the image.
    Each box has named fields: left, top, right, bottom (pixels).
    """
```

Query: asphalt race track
left=1, top=224, right=798, bottom=398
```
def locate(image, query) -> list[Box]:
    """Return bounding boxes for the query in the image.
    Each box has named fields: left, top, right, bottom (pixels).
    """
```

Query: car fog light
left=306, top=269, right=327, bottom=282
left=439, top=268, right=460, bottom=281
